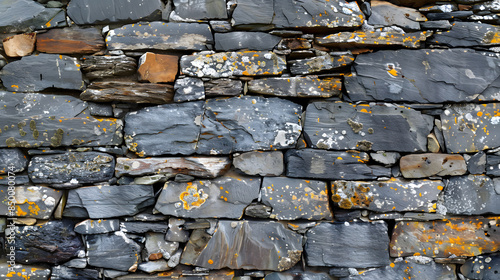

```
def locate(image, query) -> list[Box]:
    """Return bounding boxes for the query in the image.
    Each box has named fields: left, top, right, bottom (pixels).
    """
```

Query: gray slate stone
left=233, top=151, right=284, bottom=176
left=289, top=53, right=354, bottom=75
left=174, top=77, right=205, bottom=102
left=305, top=222, right=390, bottom=268
left=74, top=219, right=120, bottom=234
left=261, top=177, right=332, bottom=220
left=368, top=0, right=426, bottom=31
left=204, top=78, right=243, bottom=96
left=166, top=218, right=190, bottom=242
left=285, top=149, right=391, bottom=180
left=0, top=148, right=27, bottom=173
left=0, top=263, right=51, bottom=280
left=184, top=220, right=303, bottom=271
left=0, top=53, right=84, bottom=92
left=80, top=55, right=137, bottom=80
left=0, top=0, right=66, bottom=33
left=0, top=175, right=29, bottom=185
left=138, top=260, right=171, bottom=273
left=487, top=154, right=500, bottom=176
left=344, top=261, right=456, bottom=280
left=399, top=153, right=467, bottom=178
left=468, top=151, right=486, bottom=174
left=460, top=253, right=500, bottom=280
left=28, top=152, right=115, bottom=185
left=420, top=20, right=452, bottom=30
left=431, top=22, right=500, bottom=47
left=67, top=0, right=163, bottom=24
left=154, top=172, right=260, bottom=219
left=106, top=22, right=213, bottom=51
left=304, top=102, right=432, bottom=152
left=265, top=271, right=332, bottom=280
left=370, top=151, right=400, bottom=167
left=144, top=232, right=178, bottom=260
left=0, top=186, right=62, bottom=219
left=120, top=222, right=169, bottom=233
left=63, top=185, right=155, bottom=218
left=443, top=175, right=500, bottom=215
left=248, top=76, right=342, bottom=98
left=172, top=0, right=227, bottom=20
left=50, top=265, right=99, bottom=280
left=86, top=231, right=141, bottom=271
left=215, top=32, right=281, bottom=51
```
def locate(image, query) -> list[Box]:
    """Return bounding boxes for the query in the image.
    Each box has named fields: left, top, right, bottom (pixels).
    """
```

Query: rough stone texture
left=420, top=20, right=453, bottom=29
left=74, top=219, right=120, bottom=234
left=50, top=266, right=100, bottom=280
left=261, top=177, right=331, bottom=220
left=3, top=33, right=36, bottom=57
left=305, top=222, right=390, bottom=268
left=204, top=78, right=242, bottom=96
left=154, top=172, right=261, bottom=219
left=316, top=31, right=428, bottom=49
left=400, top=153, right=467, bottom=178
left=0, top=53, right=84, bottom=92
left=80, top=55, right=137, bottom=80
left=0, top=263, right=51, bottom=280
left=63, top=184, right=155, bottom=218
left=289, top=53, right=354, bottom=75
left=67, top=0, right=163, bottom=25
left=180, top=51, right=286, bottom=78
left=265, top=271, right=332, bottom=280
left=304, top=102, right=433, bottom=152
left=345, top=260, right=457, bottom=280
left=370, top=151, right=400, bottom=167
left=468, top=151, right=486, bottom=174
left=197, top=96, right=302, bottom=155
left=86, top=231, right=142, bottom=271
left=138, top=52, right=178, bottom=83
left=487, top=154, right=500, bottom=176
left=144, top=232, right=178, bottom=260
left=390, top=217, right=500, bottom=258
left=443, top=175, right=500, bottom=215
left=184, top=220, right=303, bottom=271
left=215, top=32, right=281, bottom=51
left=172, top=0, right=227, bottom=20
left=13, top=220, right=83, bottom=264
left=233, top=151, right=283, bottom=176
left=166, top=218, right=190, bottom=242
left=286, top=149, right=391, bottom=180
left=368, top=1, right=426, bottom=31
left=81, top=81, right=174, bottom=104
left=332, top=178, right=443, bottom=212
left=460, top=253, right=500, bottom=280
left=431, top=22, right=500, bottom=47
left=0, top=186, right=62, bottom=219
left=120, top=222, right=169, bottom=234
left=0, top=148, right=27, bottom=173
left=174, top=77, right=205, bottom=102
left=0, top=0, right=66, bottom=33
left=28, top=152, right=115, bottom=185
left=115, top=156, right=231, bottom=178
left=106, top=22, right=213, bottom=51
left=37, top=26, right=104, bottom=54
left=248, top=77, right=342, bottom=98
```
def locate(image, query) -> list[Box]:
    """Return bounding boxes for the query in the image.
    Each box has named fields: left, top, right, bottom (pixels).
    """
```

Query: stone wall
left=0, top=0, right=499, bottom=279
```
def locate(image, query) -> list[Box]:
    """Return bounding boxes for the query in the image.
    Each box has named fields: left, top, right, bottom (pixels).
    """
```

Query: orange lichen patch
left=179, top=184, right=208, bottom=210
left=387, top=68, right=398, bottom=76
left=332, top=181, right=373, bottom=209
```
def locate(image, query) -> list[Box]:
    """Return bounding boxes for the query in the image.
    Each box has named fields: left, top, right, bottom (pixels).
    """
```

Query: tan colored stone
left=3, top=33, right=35, bottom=57
left=400, top=153, right=466, bottom=178
left=138, top=52, right=178, bottom=83
left=427, top=133, right=441, bottom=153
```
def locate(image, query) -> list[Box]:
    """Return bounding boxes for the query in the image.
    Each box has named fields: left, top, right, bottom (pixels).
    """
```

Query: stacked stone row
left=0, top=0, right=500, bottom=279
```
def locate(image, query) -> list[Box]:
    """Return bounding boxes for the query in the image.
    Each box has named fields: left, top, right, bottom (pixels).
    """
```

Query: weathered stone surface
left=154, top=172, right=260, bottom=219
left=346, top=49, right=500, bottom=103
left=345, top=260, right=456, bottom=280
left=174, top=77, right=205, bottom=102
left=420, top=20, right=453, bottom=30
left=166, top=218, right=190, bottom=242
left=37, top=26, right=104, bottom=54
left=0, top=186, right=62, bottom=219
left=0, top=53, right=84, bottom=92
left=468, top=151, right=486, bottom=174
left=0, top=0, right=66, bottom=33
left=124, top=101, right=204, bottom=156
left=232, top=0, right=364, bottom=29
left=80, top=55, right=137, bottom=80
left=277, top=38, right=311, bottom=50
left=370, top=151, right=400, bottom=167
left=172, top=0, right=227, bottom=20
left=184, top=220, right=303, bottom=271
left=180, top=228, right=212, bottom=265
left=51, top=265, right=99, bottom=280
left=215, top=32, right=281, bottom=51
left=0, top=263, right=51, bottom=280
left=289, top=53, right=354, bottom=75
left=0, top=175, right=29, bottom=185
left=305, top=222, right=390, bottom=268
left=316, top=31, right=428, bottom=48
left=426, top=11, right=473, bottom=20
left=245, top=202, right=272, bottom=218
left=368, top=1, right=426, bottom=31
left=63, top=185, right=155, bottom=218
left=248, top=76, right=342, bottom=98
left=441, top=104, right=500, bottom=153
left=106, top=22, right=213, bottom=51
left=81, top=81, right=174, bottom=104
left=86, top=231, right=141, bottom=271
left=390, top=217, right=500, bottom=258
left=3, top=33, right=36, bottom=57
left=138, top=52, right=178, bottom=83
left=0, top=148, right=27, bottom=173
left=487, top=154, right=500, bottom=176
left=460, top=253, right=500, bottom=280
left=67, top=0, right=163, bottom=25
left=120, top=222, right=169, bottom=233
left=115, top=156, right=230, bottom=178
left=431, top=22, right=500, bottom=47
left=265, top=271, right=332, bottom=280
left=332, top=178, right=443, bottom=212
left=233, top=151, right=283, bottom=176
left=400, top=153, right=466, bottom=178
left=304, top=102, right=432, bottom=152
left=13, top=220, right=83, bottom=264
left=181, top=51, right=286, bottom=78
left=443, top=175, right=500, bottom=215
left=286, top=149, right=391, bottom=180
left=74, top=219, right=120, bottom=234
left=28, top=152, right=115, bottom=185
left=204, top=78, right=242, bottom=96
left=138, top=260, right=170, bottom=273
left=261, top=177, right=331, bottom=220
left=144, top=232, right=178, bottom=260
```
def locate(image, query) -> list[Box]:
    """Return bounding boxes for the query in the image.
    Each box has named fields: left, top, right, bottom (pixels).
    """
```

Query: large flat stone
left=86, top=231, right=141, bottom=272
left=368, top=0, right=426, bottom=31
left=265, top=272, right=332, bottom=280
left=106, top=22, right=213, bottom=51
left=248, top=76, right=342, bottom=98
left=80, top=55, right=137, bottom=80
left=289, top=53, right=354, bottom=75
left=305, top=222, right=390, bottom=268
left=0, top=53, right=84, bottom=92
left=0, top=186, right=62, bottom=219
left=316, top=31, right=428, bottom=48
left=431, top=22, right=500, bottom=47
left=332, top=178, right=443, bottom=212
left=390, top=217, right=500, bottom=257
left=0, top=148, right=27, bottom=173
left=286, top=149, right=391, bottom=180
left=81, top=81, right=174, bottom=104
left=138, top=52, right=178, bottom=83
left=400, top=153, right=466, bottom=178
left=37, top=26, right=104, bottom=54
left=233, top=151, right=283, bottom=176
left=50, top=266, right=100, bottom=280
left=204, top=78, right=243, bottom=96
left=460, top=253, right=500, bottom=280
left=0, top=0, right=66, bottom=33
left=345, top=260, right=457, bottom=280
left=304, top=102, right=433, bottom=152
left=215, top=32, right=281, bottom=51
left=172, top=0, right=227, bottom=20
left=487, top=154, right=500, bottom=176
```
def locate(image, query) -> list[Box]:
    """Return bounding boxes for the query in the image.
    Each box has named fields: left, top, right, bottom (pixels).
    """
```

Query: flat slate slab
left=81, top=81, right=174, bottom=104
left=289, top=53, right=354, bottom=75
left=399, top=153, right=467, bottom=178
left=74, top=219, right=120, bottom=234
left=0, top=148, right=27, bottom=173
left=36, top=26, right=105, bottom=54
left=80, top=55, right=137, bottom=80
left=0, top=186, right=62, bottom=219
left=0, top=0, right=66, bottom=33
left=316, top=31, right=428, bottom=48
left=215, top=32, right=281, bottom=51
left=368, top=0, right=426, bottom=31
left=248, top=77, right=342, bottom=98
left=86, top=231, right=141, bottom=271
left=431, top=22, right=500, bottom=47
left=233, top=151, right=283, bottom=176
left=346, top=260, right=457, bottom=280
left=461, top=253, right=500, bottom=280
left=172, top=0, right=227, bottom=20
left=304, top=102, right=433, bottom=152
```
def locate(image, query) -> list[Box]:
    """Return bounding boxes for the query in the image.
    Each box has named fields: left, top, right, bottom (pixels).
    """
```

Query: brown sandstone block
left=138, top=52, right=178, bottom=83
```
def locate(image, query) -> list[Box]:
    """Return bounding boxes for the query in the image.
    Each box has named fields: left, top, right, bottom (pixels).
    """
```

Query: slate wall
left=0, top=0, right=499, bottom=279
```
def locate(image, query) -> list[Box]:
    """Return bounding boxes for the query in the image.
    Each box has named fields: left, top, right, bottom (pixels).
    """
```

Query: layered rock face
left=0, top=0, right=499, bottom=279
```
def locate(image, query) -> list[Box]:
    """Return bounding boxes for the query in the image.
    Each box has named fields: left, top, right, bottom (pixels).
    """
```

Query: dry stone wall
left=0, top=0, right=499, bottom=279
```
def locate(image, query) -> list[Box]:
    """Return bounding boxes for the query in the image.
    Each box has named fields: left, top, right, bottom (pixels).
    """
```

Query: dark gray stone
left=174, top=77, right=205, bottom=102
left=344, top=260, right=456, bottom=280
left=74, top=219, right=120, bottom=234
left=0, top=0, right=66, bottom=33
left=106, top=22, right=213, bottom=51
left=210, top=20, right=232, bottom=32
left=172, top=0, right=227, bottom=20
left=304, top=102, right=432, bottom=152
left=316, top=31, right=427, bottom=49
left=144, top=232, right=178, bottom=260
left=368, top=0, right=426, bottom=31
left=233, top=151, right=284, bottom=176
left=487, top=154, right=500, bottom=176
left=426, top=11, right=473, bottom=20
left=215, top=32, right=281, bottom=51
left=120, top=222, right=169, bottom=233
left=184, top=220, right=303, bottom=271
left=166, top=218, right=190, bottom=242
left=289, top=53, right=354, bottom=75
left=63, top=185, right=155, bottom=218
left=180, top=229, right=212, bottom=265
left=248, top=76, right=342, bottom=98
left=50, top=265, right=100, bottom=280
left=0, top=53, right=84, bottom=92
left=443, top=175, right=500, bottom=215
left=0, top=175, right=29, bottom=185
left=86, top=231, right=142, bottom=271
left=420, top=20, right=452, bottom=30
left=431, top=22, right=500, bottom=47
left=0, top=263, right=51, bottom=280
left=81, top=81, right=174, bottom=104
left=0, top=148, right=27, bottom=173
left=461, top=253, right=500, bottom=280
left=265, top=271, right=332, bottom=280
left=305, top=222, right=390, bottom=268
left=88, top=102, right=113, bottom=117
left=204, top=78, right=243, bottom=96
left=80, top=55, right=137, bottom=80
left=28, top=152, right=115, bottom=185
left=262, top=177, right=331, bottom=220
left=67, top=0, right=163, bottom=24
left=244, top=202, right=272, bottom=218
left=285, top=149, right=391, bottom=180
left=468, top=151, right=486, bottom=174
left=0, top=186, right=62, bottom=219
left=197, top=96, right=302, bottom=155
